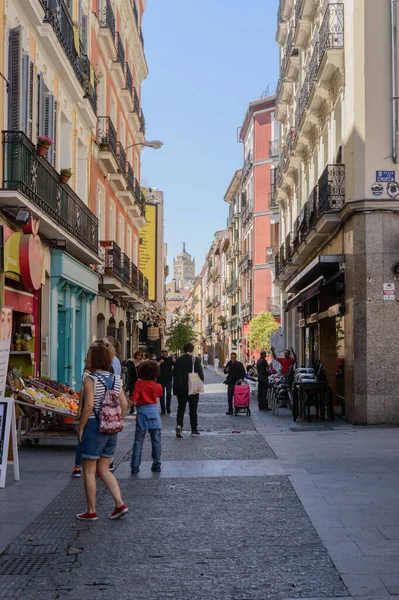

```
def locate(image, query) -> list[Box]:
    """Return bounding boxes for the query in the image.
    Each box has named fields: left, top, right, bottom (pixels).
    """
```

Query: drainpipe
left=391, top=0, right=398, bottom=163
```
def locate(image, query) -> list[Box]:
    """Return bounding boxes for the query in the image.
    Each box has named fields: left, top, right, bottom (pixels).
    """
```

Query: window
left=118, top=213, right=124, bottom=252
left=109, top=200, right=116, bottom=241
left=133, top=235, right=139, bottom=265
left=126, top=226, right=132, bottom=258
left=97, top=182, right=106, bottom=241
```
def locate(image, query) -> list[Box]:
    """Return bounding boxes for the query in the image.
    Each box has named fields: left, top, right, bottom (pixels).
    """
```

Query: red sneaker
left=110, top=504, right=129, bottom=520
left=76, top=511, right=98, bottom=521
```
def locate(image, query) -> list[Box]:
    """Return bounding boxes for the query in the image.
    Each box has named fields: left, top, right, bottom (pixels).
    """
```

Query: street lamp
left=126, top=140, right=163, bottom=150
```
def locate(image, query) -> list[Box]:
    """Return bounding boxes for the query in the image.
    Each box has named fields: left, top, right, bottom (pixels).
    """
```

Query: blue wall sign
left=376, top=171, right=396, bottom=182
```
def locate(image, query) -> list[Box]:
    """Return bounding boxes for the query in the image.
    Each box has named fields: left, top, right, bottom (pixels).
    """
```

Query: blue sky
left=141, top=0, right=279, bottom=277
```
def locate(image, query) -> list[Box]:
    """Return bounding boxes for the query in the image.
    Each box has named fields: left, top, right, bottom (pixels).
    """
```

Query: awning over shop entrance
left=286, top=276, right=325, bottom=312
left=286, top=255, right=345, bottom=294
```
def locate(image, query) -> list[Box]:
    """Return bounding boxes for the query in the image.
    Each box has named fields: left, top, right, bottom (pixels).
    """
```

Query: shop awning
left=286, top=255, right=344, bottom=294
left=285, top=276, right=325, bottom=312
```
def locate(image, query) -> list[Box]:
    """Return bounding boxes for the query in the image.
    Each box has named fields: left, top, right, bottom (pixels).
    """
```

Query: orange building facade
left=90, top=0, right=149, bottom=358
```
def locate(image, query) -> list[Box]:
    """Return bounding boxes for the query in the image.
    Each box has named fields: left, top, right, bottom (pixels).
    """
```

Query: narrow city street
left=1, top=372, right=399, bottom=600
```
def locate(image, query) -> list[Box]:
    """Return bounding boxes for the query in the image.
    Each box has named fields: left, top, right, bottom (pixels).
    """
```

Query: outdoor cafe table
left=292, top=380, right=331, bottom=422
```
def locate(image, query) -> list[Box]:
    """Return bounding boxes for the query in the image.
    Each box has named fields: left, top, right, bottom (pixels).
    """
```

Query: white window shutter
left=37, top=72, right=45, bottom=137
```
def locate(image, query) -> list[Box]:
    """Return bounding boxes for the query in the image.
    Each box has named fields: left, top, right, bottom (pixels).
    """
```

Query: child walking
left=130, top=360, right=163, bottom=474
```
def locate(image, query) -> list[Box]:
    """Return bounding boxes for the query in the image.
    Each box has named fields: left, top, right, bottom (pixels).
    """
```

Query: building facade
left=91, top=0, right=149, bottom=361
left=0, top=0, right=150, bottom=388
left=173, top=244, right=195, bottom=291
left=274, top=0, right=399, bottom=424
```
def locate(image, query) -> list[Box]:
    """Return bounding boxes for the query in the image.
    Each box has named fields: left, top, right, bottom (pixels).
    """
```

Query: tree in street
left=165, top=309, right=197, bottom=353
left=247, top=312, right=280, bottom=352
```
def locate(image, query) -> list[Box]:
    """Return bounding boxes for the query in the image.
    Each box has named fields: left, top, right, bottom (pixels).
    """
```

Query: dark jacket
left=224, top=360, right=245, bottom=385
left=126, top=360, right=139, bottom=394
left=156, top=356, right=174, bottom=383
left=173, top=354, right=204, bottom=396
left=256, top=357, right=270, bottom=383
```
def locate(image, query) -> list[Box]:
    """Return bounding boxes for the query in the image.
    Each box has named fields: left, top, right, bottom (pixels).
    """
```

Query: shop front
left=2, top=224, right=45, bottom=378
left=49, top=250, right=98, bottom=388
left=285, top=255, right=345, bottom=409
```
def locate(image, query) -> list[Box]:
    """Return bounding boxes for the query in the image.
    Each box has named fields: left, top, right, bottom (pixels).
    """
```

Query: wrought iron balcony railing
left=124, top=63, right=133, bottom=98
left=241, top=300, right=251, bottom=318
left=280, top=28, right=298, bottom=81
left=266, top=297, right=281, bottom=315
left=115, top=32, right=125, bottom=71
left=144, top=275, right=149, bottom=300
left=97, top=116, right=117, bottom=159
left=295, top=0, right=303, bottom=24
left=98, top=0, right=116, bottom=40
left=127, top=163, right=135, bottom=194
left=99, top=241, right=122, bottom=280
left=133, top=88, right=140, bottom=114
left=269, top=139, right=280, bottom=158
left=134, top=177, right=141, bottom=205
left=229, top=316, right=241, bottom=331
left=130, top=262, right=138, bottom=292
left=139, top=109, right=146, bottom=134
left=2, top=131, right=98, bottom=255
left=319, top=163, right=345, bottom=212
left=138, top=270, right=144, bottom=297
left=279, top=241, right=286, bottom=269
left=319, top=3, right=344, bottom=63
left=122, top=253, right=131, bottom=286
left=285, top=232, right=294, bottom=264
left=116, top=142, right=127, bottom=176
left=226, top=279, right=238, bottom=296
left=275, top=254, right=281, bottom=278
left=44, top=0, right=96, bottom=110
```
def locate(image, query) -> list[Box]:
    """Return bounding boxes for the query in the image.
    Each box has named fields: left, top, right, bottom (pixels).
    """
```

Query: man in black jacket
left=173, top=343, right=204, bottom=438
left=224, top=353, right=246, bottom=415
left=157, top=349, right=175, bottom=414
left=257, top=350, right=270, bottom=411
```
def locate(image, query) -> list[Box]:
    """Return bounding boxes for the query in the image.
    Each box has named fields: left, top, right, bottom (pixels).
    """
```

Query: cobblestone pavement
left=0, top=369, right=378, bottom=599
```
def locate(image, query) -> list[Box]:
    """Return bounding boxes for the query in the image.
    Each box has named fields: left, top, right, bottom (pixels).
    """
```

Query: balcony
left=121, top=163, right=140, bottom=215
left=39, top=0, right=96, bottom=126
left=229, top=316, right=241, bottom=331
left=266, top=297, right=281, bottom=317
left=241, top=300, right=251, bottom=320
left=97, top=0, right=117, bottom=61
left=138, top=270, right=149, bottom=301
left=120, top=63, right=134, bottom=112
left=317, top=3, right=344, bottom=84
left=226, top=279, right=239, bottom=297
left=242, top=150, right=253, bottom=182
left=294, top=0, right=312, bottom=48
left=97, top=116, right=118, bottom=175
left=279, top=127, right=299, bottom=190
left=130, top=262, right=138, bottom=292
left=269, top=139, right=280, bottom=158
left=239, top=252, right=252, bottom=274
left=241, top=202, right=253, bottom=226
left=110, top=32, right=126, bottom=89
left=109, top=142, right=128, bottom=193
left=125, top=0, right=148, bottom=82
left=278, top=164, right=345, bottom=279
left=1, top=131, right=99, bottom=265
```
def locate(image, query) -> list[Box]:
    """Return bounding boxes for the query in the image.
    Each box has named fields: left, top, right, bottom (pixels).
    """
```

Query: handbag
left=188, top=356, right=204, bottom=395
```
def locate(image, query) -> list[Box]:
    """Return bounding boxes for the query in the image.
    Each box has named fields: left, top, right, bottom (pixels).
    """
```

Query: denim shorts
left=81, top=418, right=118, bottom=460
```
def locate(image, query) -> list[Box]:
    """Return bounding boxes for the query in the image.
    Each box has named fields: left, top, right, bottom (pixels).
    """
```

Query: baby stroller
left=234, top=381, right=251, bottom=416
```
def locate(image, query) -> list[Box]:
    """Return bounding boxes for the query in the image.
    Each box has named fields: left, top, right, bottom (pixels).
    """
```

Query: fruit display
left=32, top=376, right=70, bottom=393
left=11, top=372, right=80, bottom=416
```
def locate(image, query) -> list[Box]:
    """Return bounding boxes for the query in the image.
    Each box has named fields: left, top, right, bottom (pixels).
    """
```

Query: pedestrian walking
left=125, top=350, right=143, bottom=415
left=203, top=352, right=209, bottom=368
left=224, top=353, right=245, bottom=415
left=271, top=346, right=297, bottom=375
left=156, top=348, right=175, bottom=414
left=257, top=351, right=271, bottom=411
left=76, top=342, right=128, bottom=521
left=214, top=356, right=220, bottom=374
left=130, top=360, right=163, bottom=474
left=103, top=336, right=122, bottom=376
left=173, top=342, right=204, bottom=438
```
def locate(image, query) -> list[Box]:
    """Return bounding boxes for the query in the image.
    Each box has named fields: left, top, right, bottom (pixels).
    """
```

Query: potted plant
left=60, top=168, right=73, bottom=184
left=36, top=136, right=53, bottom=157
left=99, top=141, right=109, bottom=151
left=21, top=333, right=30, bottom=352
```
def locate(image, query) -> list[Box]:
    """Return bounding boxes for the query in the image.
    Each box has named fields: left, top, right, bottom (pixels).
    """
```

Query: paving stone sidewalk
left=1, top=371, right=398, bottom=599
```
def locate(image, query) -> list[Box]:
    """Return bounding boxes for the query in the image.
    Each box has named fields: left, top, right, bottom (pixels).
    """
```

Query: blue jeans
left=159, top=380, right=172, bottom=413
left=131, top=423, right=161, bottom=472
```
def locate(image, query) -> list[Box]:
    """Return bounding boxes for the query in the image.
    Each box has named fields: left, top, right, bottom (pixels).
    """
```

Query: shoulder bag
left=188, top=356, right=204, bottom=396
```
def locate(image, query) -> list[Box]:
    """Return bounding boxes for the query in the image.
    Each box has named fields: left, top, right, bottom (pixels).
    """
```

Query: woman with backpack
left=76, top=342, right=128, bottom=521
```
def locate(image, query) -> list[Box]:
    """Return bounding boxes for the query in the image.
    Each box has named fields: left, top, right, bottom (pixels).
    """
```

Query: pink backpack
left=94, top=372, right=123, bottom=434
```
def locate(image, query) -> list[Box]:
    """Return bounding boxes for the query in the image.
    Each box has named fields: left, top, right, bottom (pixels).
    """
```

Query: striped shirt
left=84, top=371, right=122, bottom=419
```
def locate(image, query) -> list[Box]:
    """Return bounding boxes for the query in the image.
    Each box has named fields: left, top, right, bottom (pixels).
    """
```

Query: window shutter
left=27, top=58, right=34, bottom=139
left=53, top=100, right=58, bottom=168
left=81, top=14, right=88, bottom=55
left=44, top=94, right=55, bottom=165
left=9, top=26, right=23, bottom=131
left=37, top=72, right=45, bottom=137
